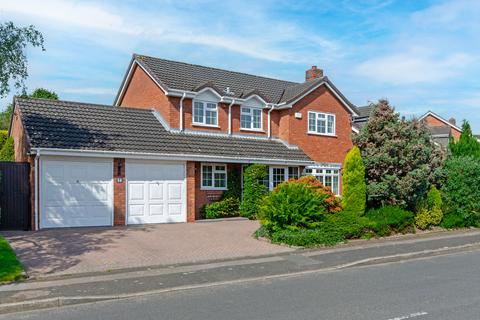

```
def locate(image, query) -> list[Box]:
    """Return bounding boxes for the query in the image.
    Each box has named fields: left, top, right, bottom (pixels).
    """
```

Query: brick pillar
left=186, top=161, right=196, bottom=222
left=113, top=158, right=126, bottom=226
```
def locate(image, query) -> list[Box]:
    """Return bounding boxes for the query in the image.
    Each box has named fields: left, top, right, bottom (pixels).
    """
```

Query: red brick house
left=9, top=54, right=359, bottom=229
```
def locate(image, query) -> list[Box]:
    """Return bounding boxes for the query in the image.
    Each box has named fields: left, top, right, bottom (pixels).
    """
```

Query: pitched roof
left=419, top=111, right=462, bottom=132
left=355, top=105, right=375, bottom=118
left=15, top=98, right=312, bottom=163
left=134, top=54, right=297, bottom=103
left=116, top=54, right=358, bottom=115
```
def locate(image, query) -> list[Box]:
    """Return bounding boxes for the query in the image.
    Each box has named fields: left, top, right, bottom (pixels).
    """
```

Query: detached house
left=9, top=54, right=359, bottom=230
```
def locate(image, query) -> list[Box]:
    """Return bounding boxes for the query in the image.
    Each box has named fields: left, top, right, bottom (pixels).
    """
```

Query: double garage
left=40, top=157, right=187, bottom=229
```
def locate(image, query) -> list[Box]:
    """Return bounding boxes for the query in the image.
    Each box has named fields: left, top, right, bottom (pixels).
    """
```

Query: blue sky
left=1, top=0, right=479, bottom=131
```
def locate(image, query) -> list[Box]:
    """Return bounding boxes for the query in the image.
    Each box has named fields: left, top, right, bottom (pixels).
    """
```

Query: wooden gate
left=0, top=162, right=30, bottom=230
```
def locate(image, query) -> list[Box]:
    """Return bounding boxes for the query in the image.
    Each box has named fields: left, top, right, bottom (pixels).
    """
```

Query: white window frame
left=193, top=100, right=218, bottom=127
left=201, top=163, right=227, bottom=190
left=240, top=106, right=263, bottom=131
left=308, top=111, right=336, bottom=136
left=304, top=166, right=340, bottom=195
left=268, top=166, right=299, bottom=190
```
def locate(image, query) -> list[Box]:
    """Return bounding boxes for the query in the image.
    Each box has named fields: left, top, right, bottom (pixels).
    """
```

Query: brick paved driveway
left=1, top=219, right=293, bottom=278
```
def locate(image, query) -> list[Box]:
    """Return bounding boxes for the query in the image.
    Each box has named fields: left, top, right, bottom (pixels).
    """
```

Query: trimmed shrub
left=365, top=205, right=414, bottom=237
left=0, top=137, right=14, bottom=161
left=342, top=146, right=366, bottom=215
left=441, top=156, right=480, bottom=228
left=259, top=180, right=327, bottom=232
left=295, top=176, right=343, bottom=213
left=415, top=186, right=443, bottom=230
left=204, top=197, right=240, bottom=219
left=240, top=164, right=268, bottom=219
left=223, top=168, right=242, bottom=200
left=259, top=177, right=343, bottom=232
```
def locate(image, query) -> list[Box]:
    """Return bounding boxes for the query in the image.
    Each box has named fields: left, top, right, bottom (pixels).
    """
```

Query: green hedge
left=204, top=197, right=240, bottom=219
left=0, top=137, right=14, bottom=161
left=239, top=164, right=267, bottom=219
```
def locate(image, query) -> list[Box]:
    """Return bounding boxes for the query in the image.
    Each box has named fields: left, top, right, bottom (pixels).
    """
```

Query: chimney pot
left=448, top=117, right=456, bottom=126
left=305, top=66, right=323, bottom=81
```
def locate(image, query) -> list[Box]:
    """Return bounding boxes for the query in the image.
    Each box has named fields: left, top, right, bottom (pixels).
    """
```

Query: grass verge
left=0, top=235, right=24, bottom=283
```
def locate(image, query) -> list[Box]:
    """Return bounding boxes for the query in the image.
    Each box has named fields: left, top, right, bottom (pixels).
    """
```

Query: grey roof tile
left=16, top=98, right=311, bottom=163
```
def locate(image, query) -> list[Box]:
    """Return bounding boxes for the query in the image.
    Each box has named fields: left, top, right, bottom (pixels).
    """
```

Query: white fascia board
left=30, top=148, right=314, bottom=166
left=279, top=81, right=359, bottom=116
left=418, top=111, right=462, bottom=132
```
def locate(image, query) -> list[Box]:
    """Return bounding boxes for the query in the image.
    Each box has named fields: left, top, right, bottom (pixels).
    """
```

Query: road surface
left=3, top=249, right=480, bottom=320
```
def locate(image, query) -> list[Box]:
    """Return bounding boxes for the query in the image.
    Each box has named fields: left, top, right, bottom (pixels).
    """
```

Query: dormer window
left=240, top=107, right=262, bottom=130
left=193, top=100, right=218, bottom=126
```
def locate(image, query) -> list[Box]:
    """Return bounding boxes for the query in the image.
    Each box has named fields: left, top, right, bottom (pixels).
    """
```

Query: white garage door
left=41, top=157, right=113, bottom=229
left=126, top=160, right=186, bottom=224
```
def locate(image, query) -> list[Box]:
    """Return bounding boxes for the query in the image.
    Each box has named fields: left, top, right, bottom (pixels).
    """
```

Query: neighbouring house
left=353, top=106, right=462, bottom=147
left=9, top=54, right=359, bottom=230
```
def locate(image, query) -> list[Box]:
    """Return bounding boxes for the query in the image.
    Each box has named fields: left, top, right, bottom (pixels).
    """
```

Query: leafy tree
left=0, top=137, right=14, bottom=161
left=29, top=88, right=58, bottom=100
left=448, top=121, right=480, bottom=158
left=0, top=105, right=12, bottom=130
left=353, top=99, right=443, bottom=209
left=342, top=146, right=366, bottom=215
left=0, top=22, right=45, bottom=97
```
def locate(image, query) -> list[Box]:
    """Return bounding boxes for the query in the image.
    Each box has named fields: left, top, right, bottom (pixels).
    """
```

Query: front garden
left=205, top=100, right=480, bottom=248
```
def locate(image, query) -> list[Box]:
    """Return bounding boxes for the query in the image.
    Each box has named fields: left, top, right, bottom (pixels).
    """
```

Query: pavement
left=2, top=228, right=480, bottom=315
left=4, top=248, right=479, bottom=320
left=1, top=219, right=292, bottom=277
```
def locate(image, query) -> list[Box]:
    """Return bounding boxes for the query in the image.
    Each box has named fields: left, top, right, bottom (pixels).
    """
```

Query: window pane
left=215, top=165, right=226, bottom=171
left=214, top=173, right=226, bottom=188
left=252, top=109, right=262, bottom=129
left=308, top=113, right=316, bottom=132
left=193, top=102, right=204, bottom=123
left=332, top=176, right=339, bottom=195
left=202, top=165, right=213, bottom=187
left=288, top=167, right=299, bottom=179
left=317, top=116, right=326, bottom=133
left=241, top=111, right=251, bottom=129
left=272, top=168, right=286, bottom=188
left=205, top=104, right=217, bottom=125
left=327, top=115, right=335, bottom=134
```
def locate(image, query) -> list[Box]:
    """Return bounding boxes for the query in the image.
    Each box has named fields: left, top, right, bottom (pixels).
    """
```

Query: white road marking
left=387, top=311, right=428, bottom=320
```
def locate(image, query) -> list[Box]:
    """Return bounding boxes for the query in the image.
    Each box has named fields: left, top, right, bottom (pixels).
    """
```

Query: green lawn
left=0, top=235, right=23, bottom=283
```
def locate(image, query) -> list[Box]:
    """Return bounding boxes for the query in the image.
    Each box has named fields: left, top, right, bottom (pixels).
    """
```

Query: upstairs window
left=308, top=111, right=335, bottom=135
left=240, top=107, right=262, bottom=130
left=193, top=100, right=218, bottom=126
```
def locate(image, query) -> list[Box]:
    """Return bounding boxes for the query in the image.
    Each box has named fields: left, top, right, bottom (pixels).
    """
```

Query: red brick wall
left=280, top=85, right=353, bottom=164
left=113, top=158, right=126, bottom=226
left=119, top=64, right=180, bottom=128
left=10, top=109, right=29, bottom=162
left=186, top=161, right=196, bottom=222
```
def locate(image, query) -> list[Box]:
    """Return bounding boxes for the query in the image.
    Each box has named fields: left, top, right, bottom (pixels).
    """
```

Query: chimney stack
left=448, top=117, right=456, bottom=126
left=305, top=66, right=323, bottom=82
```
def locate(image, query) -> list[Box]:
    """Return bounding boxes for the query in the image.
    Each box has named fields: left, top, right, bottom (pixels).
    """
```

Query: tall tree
left=0, top=21, right=45, bottom=97
left=448, top=121, right=480, bottom=158
left=342, top=146, right=366, bottom=215
left=353, top=99, right=443, bottom=209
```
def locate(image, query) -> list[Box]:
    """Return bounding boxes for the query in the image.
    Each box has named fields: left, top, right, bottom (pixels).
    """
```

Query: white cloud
left=0, top=0, right=340, bottom=64
left=355, top=51, right=475, bottom=84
